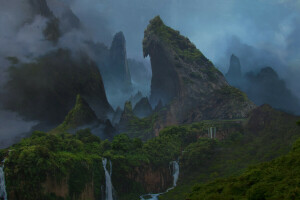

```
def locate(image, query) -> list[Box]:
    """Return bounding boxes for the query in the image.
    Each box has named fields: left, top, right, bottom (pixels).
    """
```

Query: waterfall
left=0, top=160, right=7, bottom=200
left=102, top=158, right=114, bottom=200
left=140, top=161, right=180, bottom=200
left=170, top=161, right=179, bottom=188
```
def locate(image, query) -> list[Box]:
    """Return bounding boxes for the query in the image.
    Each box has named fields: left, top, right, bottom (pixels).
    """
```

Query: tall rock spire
left=109, top=31, right=132, bottom=91
left=226, top=54, right=242, bottom=87
left=143, top=16, right=256, bottom=135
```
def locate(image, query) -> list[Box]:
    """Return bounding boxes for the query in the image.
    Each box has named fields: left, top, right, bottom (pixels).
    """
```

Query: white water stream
left=140, top=161, right=180, bottom=200
left=102, top=158, right=114, bottom=200
left=0, top=160, right=7, bottom=200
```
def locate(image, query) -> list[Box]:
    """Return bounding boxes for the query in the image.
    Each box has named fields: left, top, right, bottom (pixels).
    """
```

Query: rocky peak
left=154, top=99, right=163, bottom=112
left=143, top=16, right=256, bottom=135
left=55, top=94, right=98, bottom=131
left=112, top=106, right=123, bottom=125
left=133, top=97, right=153, bottom=118
left=118, top=101, right=134, bottom=132
left=257, top=67, right=279, bottom=80
left=129, top=91, right=143, bottom=107
left=109, top=31, right=132, bottom=90
left=29, top=0, right=53, bottom=18
left=2, top=49, right=113, bottom=124
left=226, top=54, right=242, bottom=86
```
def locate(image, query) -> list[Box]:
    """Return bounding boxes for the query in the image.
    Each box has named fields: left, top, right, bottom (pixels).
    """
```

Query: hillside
left=2, top=49, right=113, bottom=125
left=143, top=16, right=256, bottom=135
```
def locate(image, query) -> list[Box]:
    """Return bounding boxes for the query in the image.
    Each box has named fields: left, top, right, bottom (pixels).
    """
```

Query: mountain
left=143, top=16, right=255, bottom=135
left=87, top=32, right=135, bottom=108
left=127, top=59, right=151, bottom=92
left=133, top=97, right=153, bottom=118
left=244, top=67, right=300, bottom=114
left=112, top=106, right=123, bottom=125
left=53, top=94, right=98, bottom=132
left=109, top=31, right=132, bottom=91
left=225, top=54, right=300, bottom=115
left=2, top=49, right=113, bottom=125
left=225, top=54, right=242, bottom=87
left=118, top=101, right=135, bottom=132
left=128, top=91, right=143, bottom=107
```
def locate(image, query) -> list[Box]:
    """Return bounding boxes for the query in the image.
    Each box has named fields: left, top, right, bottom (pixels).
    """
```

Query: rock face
left=2, top=49, right=113, bottom=125
left=225, top=54, right=242, bottom=87
left=112, top=106, right=123, bottom=125
left=244, top=67, right=300, bottom=114
left=154, top=100, right=163, bottom=112
left=29, top=0, right=53, bottom=18
left=109, top=32, right=132, bottom=91
left=143, top=16, right=256, bottom=135
left=128, top=165, right=173, bottom=193
left=118, top=101, right=135, bottom=132
left=133, top=97, right=153, bottom=118
left=89, top=32, right=134, bottom=108
left=129, top=91, right=143, bottom=107
left=225, top=54, right=300, bottom=115
left=54, top=94, right=98, bottom=132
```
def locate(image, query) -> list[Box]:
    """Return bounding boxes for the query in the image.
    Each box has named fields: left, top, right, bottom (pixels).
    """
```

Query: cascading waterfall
left=0, top=160, right=7, bottom=200
left=140, top=160, right=180, bottom=200
left=102, top=158, right=114, bottom=200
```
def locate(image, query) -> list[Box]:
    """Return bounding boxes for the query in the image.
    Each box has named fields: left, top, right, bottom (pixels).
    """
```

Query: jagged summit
left=226, top=54, right=242, bottom=86
left=133, top=97, right=153, bottom=118
left=110, top=31, right=132, bottom=90
left=143, top=16, right=256, bottom=135
left=118, top=101, right=134, bottom=132
left=143, top=16, right=208, bottom=65
left=54, top=94, right=98, bottom=131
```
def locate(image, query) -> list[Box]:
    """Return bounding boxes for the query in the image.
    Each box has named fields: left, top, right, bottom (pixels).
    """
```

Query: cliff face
left=2, top=49, right=113, bottom=125
left=143, top=16, right=256, bottom=134
left=52, top=94, right=99, bottom=133
left=109, top=32, right=132, bottom=91
left=225, top=54, right=242, bottom=87
left=28, top=0, right=53, bottom=18
left=133, top=97, right=153, bottom=118
left=42, top=176, right=96, bottom=200
left=128, top=165, right=173, bottom=193
left=118, top=101, right=135, bottom=132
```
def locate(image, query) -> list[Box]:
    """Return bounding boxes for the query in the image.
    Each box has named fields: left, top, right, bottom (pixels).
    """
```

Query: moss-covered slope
left=143, top=16, right=255, bottom=135
left=187, top=137, right=300, bottom=200
left=160, top=105, right=300, bottom=200
left=52, top=94, right=99, bottom=133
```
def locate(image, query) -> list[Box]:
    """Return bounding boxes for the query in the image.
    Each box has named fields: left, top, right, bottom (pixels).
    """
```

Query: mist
left=64, top=0, right=300, bottom=98
left=0, top=0, right=300, bottom=148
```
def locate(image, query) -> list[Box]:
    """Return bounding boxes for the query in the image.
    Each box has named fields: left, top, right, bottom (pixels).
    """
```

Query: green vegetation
left=144, top=16, right=208, bottom=65
left=160, top=106, right=300, bottom=200
left=4, top=129, right=104, bottom=200
left=52, top=94, right=98, bottom=133
left=124, top=113, right=159, bottom=140
left=218, top=86, right=248, bottom=102
left=187, top=137, right=300, bottom=200
left=143, top=16, right=223, bottom=83
left=1, top=105, right=299, bottom=200
left=3, top=49, right=109, bottom=123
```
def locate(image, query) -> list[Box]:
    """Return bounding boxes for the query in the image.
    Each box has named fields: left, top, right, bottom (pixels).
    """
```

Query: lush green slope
left=51, top=94, right=98, bottom=134
left=161, top=105, right=300, bottom=200
left=187, top=137, right=300, bottom=200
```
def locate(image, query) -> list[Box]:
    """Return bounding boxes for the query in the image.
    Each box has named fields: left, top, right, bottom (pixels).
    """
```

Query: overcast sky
left=62, top=0, right=300, bottom=97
